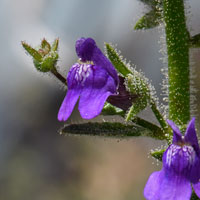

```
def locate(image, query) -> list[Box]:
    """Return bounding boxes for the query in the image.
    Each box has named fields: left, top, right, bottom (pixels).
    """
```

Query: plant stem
left=132, top=116, right=167, bottom=140
left=51, top=67, right=68, bottom=87
left=163, top=0, right=190, bottom=125
left=150, top=101, right=169, bottom=133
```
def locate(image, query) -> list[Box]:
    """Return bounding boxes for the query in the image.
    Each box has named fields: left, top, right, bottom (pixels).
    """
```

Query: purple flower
left=58, top=38, right=119, bottom=121
left=144, top=118, right=200, bottom=200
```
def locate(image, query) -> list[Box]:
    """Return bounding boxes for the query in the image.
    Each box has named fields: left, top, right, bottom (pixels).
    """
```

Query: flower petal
left=189, top=155, right=200, bottom=183
left=78, top=65, right=116, bottom=119
left=184, top=117, right=200, bottom=155
left=144, top=168, right=192, bottom=199
left=92, top=44, right=119, bottom=85
left=75, top=37, right=119, bottom=85
left=193, top=181, right=200, bottom=198
left=167, top=119, right=183, bottom=143
left=75, top=37, right=95, bottom=62
left=159, top=172, right=192, bottom=200
left=57, top=88, right=81, bottom=121
left=57, top=63, right=82, bottom=121
left=144, top=170, right=163, bottom=200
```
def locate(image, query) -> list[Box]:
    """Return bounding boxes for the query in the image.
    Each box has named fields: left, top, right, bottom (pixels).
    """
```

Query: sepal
left=21, top=41, right=42, bottom=61
left=125, top=73, right=150, bottom=120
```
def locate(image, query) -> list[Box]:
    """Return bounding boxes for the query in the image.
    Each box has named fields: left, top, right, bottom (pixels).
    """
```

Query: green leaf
left=150, top=149, right=165, bottom=161
left=60, top=122, right=161, bottom=139
left=105, top=43, right=133, bottom=76
left=134, top=9, right=161, bottom=30
left=21, top=41, right=42, bottom=61
left=189, top=33, right=200, bottom=48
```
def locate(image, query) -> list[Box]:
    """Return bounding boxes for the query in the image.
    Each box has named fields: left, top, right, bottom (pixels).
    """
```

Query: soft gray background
left=0, top=0, right=200, bottom=199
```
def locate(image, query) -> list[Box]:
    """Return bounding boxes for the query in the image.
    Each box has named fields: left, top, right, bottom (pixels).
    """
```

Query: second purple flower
left=144, top=118, right=200, bottom=200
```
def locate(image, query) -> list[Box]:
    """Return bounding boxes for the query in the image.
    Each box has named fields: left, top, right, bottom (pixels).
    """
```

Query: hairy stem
left=163, top=0, right=190, bottom=125
left=51, top=67, right=68, bottom=87
left=150, top=101, right=169, bottom=134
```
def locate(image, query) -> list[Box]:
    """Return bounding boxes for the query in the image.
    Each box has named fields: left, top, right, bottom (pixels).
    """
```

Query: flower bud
left=22, top=38, right=59, bottom=72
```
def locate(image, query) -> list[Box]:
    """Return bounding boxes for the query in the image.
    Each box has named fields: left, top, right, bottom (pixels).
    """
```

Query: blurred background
left=0, top=0, right=200, bottom=199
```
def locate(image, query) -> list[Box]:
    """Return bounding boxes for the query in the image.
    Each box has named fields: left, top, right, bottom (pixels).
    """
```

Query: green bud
left=104, top=43, right=151, bottom=120
left=33, top=52, right=58, bottom=72
left=22, top=38, right=59, bottom=72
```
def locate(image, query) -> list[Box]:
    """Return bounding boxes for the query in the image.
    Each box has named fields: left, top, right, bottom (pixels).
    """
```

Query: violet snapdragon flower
left=144, top=118, right=200, bottom=200
left=58, top=38, right=119, bottom=121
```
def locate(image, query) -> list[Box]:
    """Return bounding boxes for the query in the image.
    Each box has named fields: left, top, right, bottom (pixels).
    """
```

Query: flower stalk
left=51, top=67, right=67, bottom=87
left=150, top=101, right=169, bottom=135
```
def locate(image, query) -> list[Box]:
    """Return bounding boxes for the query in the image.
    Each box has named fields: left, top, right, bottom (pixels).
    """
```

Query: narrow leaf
left=105, top=43, right=132, bottom=76
left=134, top=9, right=161, bottom=30
left=60, top=122, right=160, bottom=139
